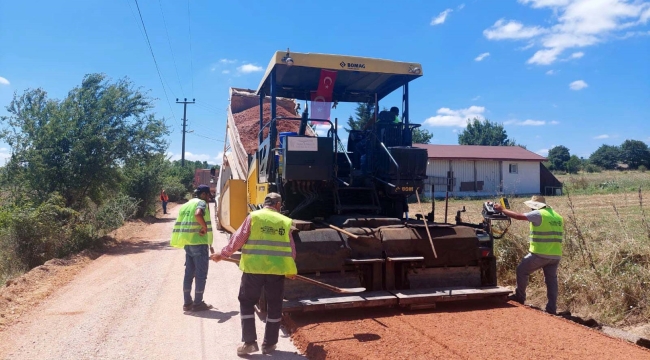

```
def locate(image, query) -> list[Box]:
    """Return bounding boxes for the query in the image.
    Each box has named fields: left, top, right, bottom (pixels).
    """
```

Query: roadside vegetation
left=413, top=170, right=650, bottom=327
left=0, top=74, right=216, bottom=285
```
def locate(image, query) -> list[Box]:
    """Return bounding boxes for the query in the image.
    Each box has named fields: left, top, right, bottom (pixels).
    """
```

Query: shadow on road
left=186, top=309, right=239, bottom=323
left=102, top=239, right=172, bottom=256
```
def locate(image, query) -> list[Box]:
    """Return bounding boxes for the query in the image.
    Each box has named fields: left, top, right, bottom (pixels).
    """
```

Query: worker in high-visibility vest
left=494, top=195, right=564, bottom=315
left=170, top=184, right=214, bottom=312
left=211, top=192, right=297, bottom=356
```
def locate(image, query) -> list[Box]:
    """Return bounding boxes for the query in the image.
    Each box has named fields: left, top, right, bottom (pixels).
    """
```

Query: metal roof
left=414, top=144, right=547, bottom=161
left=256, top=51, right=423, bottom=102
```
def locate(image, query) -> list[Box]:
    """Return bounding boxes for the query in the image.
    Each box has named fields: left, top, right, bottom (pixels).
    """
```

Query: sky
left=1, top=0, right=649, bottom=166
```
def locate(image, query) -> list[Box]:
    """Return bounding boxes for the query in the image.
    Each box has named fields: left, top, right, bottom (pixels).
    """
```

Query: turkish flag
left=310, top=91, right=331, bottom=122
left=310, top=70, right=337, bottom=123
left=316, top=69, right=337, bottom=97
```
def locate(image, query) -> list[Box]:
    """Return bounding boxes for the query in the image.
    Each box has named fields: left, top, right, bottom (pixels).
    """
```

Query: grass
left=410, top=170, right=650, bottom=326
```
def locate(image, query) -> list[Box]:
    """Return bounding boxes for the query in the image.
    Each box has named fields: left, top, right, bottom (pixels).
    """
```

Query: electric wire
left=189, top=133, right=225, bottom=142
left=158, top=0, right=185, bottom=98
left=132, top=0, right=178, bottom=127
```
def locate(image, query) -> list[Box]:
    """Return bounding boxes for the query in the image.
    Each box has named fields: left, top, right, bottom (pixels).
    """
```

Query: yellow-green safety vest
left=170, top=198, right=213, bottom=248
left=240, top=208, right=297, bottom=276
left=529, top=208, right=564, bottom=258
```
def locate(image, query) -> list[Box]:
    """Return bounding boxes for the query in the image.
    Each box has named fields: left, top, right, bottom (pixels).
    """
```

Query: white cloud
left=569, top=79, right=588, bottom=90
left=237, top=64, right=263, bottom=74
left=537, top=148, right=550, bottom=156
left=546, top=69, right=557, bottom=75
left=486, top=1, right=650, bottom=65
left=594, top=134, right=610, bottom=139
left=458, top=3, right=466, bottom=10
left=472, top=95, right=481, bottom=101
left=504, top=119, right=547, bottom=126
left=0, top=77, right=9, bottom=86
left=168, top=151, right=216, bottom=162
left=550, top=120, right=560, bottom=124
left=483, top=19, right=547, bottom=40
left=0, top=147, right=10, bottom=165
left=475, top=52, right=491, bottom=61
left=424, top=106, right=486, bottom=127
left=570, top=51, right=584, bottom=58
left=215, top=151, right=225, bottom=166
left=222, top=70, right=230, bottom=74
left=431, top=9, right=453, bottom=25
left=219, top=58, right=237, bottom=64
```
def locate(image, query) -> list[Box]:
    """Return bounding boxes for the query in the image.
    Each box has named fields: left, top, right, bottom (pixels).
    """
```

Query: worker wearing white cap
left=494, top=195, right=564, bottom=314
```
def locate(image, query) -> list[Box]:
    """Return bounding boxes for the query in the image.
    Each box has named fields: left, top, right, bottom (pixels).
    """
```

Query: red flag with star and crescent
left=310, top=69, right=337, bottom=123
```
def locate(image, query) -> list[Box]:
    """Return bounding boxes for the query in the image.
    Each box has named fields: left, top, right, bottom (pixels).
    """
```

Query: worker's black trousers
left=238, top=273, right=285, bottom=346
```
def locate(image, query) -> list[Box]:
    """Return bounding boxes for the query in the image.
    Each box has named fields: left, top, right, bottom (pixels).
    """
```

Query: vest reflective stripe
left=266, top=317, right=282, bottom=323
left=240, top=208, right=297, bottom=276
left=241, top=248, right=294, bottom=257
left=245, top=240, right=292, bottom=248
left=241, top=314, right=255, bottom=319
left=170, top=198, right=213, bottom=248
left=529, top=208, right=564, bottom=257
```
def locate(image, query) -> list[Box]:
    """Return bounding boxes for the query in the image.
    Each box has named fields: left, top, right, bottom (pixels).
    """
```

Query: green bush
left=162, top=180, right=187, bottom=202
left=584, top=164, right=602, bottom=173
left=94, top=193, right=140, bottom=232
left=639, top=165, right=648, bottom=173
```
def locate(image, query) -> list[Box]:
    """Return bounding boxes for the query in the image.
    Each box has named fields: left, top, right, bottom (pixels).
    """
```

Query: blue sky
left=1, top=0, right=649, bottom=165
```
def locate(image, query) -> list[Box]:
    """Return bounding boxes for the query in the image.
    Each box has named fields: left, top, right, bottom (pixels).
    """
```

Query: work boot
left=182, top=303, right=193, bottom=311
left=236, top=342, right=259, bottom=356
left=262, top=343, right=277, bottom=355
left=192, top=302, right=213, bottom=311
left=507, top=294, right=524, bottom=305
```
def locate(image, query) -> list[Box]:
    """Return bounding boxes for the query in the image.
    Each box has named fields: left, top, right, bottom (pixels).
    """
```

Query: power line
left=187, top=0, right=195, bottom=96
left=133, top=0, right=177, bottom=124
left=158, top=0, right=185, bottom=98
left=189, top=133, right=225, bottom=142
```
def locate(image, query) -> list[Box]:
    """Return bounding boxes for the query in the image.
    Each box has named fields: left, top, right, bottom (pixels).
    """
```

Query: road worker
left=211, top=192, right=297, bottom=356
left=493, top=195, right=564, bottom=314
left=170, top=184, right=214, bottom=312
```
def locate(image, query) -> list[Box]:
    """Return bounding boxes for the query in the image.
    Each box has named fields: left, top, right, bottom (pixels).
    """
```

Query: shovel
left=220, top=257, right=366, bottom=294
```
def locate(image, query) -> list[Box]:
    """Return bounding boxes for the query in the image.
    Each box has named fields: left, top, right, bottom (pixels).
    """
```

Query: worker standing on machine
left=210, top=192, right=297, bottom=356
left=493, top=195, right=564, bottom=315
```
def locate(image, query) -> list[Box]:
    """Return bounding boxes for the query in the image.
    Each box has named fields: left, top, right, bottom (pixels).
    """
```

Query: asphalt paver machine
left=217, top=50, right=511, bottom=312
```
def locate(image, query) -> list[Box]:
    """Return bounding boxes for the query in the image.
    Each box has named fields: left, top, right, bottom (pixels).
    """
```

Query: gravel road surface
left=0, top=203, right=304, bottom=360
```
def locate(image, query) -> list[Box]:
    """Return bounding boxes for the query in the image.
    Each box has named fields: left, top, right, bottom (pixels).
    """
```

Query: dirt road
left=0, top=203, right=303, bottom=360
left=1, top=203, right=649, bottom=360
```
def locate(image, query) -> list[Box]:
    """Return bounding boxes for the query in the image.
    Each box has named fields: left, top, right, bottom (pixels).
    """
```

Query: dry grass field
left=410, top=170, right=650, bottom=328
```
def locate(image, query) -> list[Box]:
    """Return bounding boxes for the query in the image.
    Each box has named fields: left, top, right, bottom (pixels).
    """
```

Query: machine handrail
left=257, top=116, right=335, bottom=140
left=379, top=140, right=399, bottom=172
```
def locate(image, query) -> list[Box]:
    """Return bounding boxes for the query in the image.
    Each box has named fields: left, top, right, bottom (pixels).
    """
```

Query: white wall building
left=414, top=144, right=556, bottom=199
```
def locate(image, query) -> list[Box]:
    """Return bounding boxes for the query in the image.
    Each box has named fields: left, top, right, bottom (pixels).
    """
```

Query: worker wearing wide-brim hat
left=211, top=192, right=297, bottom=356
left=494, top=195, right=564, bottom=315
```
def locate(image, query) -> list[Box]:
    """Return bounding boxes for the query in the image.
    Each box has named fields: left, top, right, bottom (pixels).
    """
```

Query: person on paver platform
left=493, top=195, right=564, bottom=314
left=211, top=192, right=297, bottom=356
left=170, top=184, right=215, bottom=312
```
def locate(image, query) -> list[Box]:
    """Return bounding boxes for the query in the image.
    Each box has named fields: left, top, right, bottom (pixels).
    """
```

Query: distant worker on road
left=211, top=192, right=297, bottom=356
left=494, top=195, right=564, bottom=315
left=160, top=189, right=169, bottom=215
left=170, top=184, right=215, bottom=312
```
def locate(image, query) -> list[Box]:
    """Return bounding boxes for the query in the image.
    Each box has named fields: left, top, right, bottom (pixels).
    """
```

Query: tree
left=457, top=118, right=517, bottom=146
left=0, top=73, right=169, bottom=208
left=345, top=102, right=375, bottom=132
left=547, top=145, right=571, bottom=171
left=412, top=127, right=433, bottom=144
left=589, top=144, right=620, bottom=170
left=620, top=139, right=650, bottom=169
left=565, top=155, right=581, bottom=174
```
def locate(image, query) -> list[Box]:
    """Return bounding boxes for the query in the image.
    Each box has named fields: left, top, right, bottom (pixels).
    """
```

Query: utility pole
left=176, top=98, right=195, bottom=166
